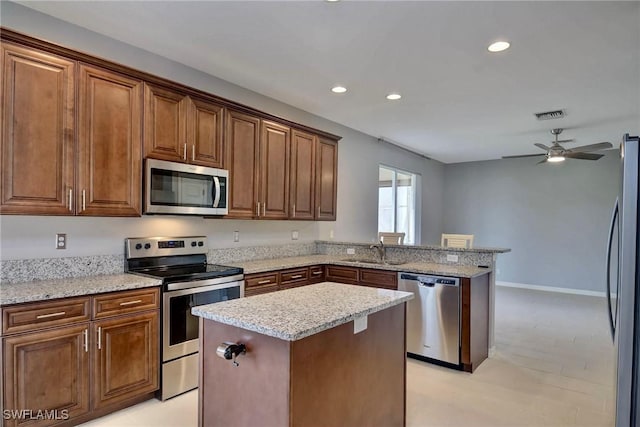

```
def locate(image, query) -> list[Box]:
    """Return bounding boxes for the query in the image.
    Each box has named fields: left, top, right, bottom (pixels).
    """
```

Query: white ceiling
left=15, top=1, right=640, bottom=163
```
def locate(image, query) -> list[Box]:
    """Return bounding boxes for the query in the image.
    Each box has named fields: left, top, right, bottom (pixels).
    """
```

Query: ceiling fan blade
left=565, top=152, right=604, bottom=160
left=534, top=143, right=550, bottom=151
left=502, top=153, right=547, bottom=159
left=537, top=158, right=548, bottom=164
left=556, top=139, right=575, bottom=144
left=568, top=142, right=613, bottom=153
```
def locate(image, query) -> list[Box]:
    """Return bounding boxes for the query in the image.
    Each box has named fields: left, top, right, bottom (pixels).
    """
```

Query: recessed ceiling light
left=386, top=93, right=402, bottom=101
left=487, top=41, right=510, bottom=53
left=331, top=86, right=347, bottom=94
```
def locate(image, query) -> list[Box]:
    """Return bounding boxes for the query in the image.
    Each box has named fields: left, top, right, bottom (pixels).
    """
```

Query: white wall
left=442, top=151, right=621, bottom=292
left=0, top=2, right=445, bottom=260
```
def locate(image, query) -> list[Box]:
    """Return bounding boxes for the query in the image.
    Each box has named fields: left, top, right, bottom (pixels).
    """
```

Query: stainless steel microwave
left=144, top=159, right=228, bottom=215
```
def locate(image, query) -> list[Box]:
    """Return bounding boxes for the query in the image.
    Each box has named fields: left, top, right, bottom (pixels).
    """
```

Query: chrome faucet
left=370, top=240, right=386, bottom=264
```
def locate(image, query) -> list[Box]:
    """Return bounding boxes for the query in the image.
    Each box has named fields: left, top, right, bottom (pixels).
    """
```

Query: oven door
left=163, top=279, right=242, bottom=362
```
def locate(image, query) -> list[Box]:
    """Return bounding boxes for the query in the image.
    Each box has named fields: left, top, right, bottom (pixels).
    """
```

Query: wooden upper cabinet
left=0, top=42, right=75, bottom=215
left=290, top=130, right=316, bottom=220
left=144, top=84, right=224, bottom=168
left=78, top=64, right=142, bottom=216
left=260, top=120, right=290, bottom=219
left=315, top=137, right=338, bottom=220
left=225, top=109, right=260, bottom=218
left=189, top=97, right=224, bottom=168
left=143, top=83, right=188, bottom=163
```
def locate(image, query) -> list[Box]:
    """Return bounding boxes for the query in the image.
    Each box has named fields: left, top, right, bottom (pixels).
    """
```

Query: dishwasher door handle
left=418, top=282, right=435, bottom=287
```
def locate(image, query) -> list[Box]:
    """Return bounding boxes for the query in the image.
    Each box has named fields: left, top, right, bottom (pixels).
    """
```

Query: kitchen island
left=192, top=282, right=413, bottom=427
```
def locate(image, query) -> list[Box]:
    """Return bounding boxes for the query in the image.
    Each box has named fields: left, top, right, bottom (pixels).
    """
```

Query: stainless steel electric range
left=125, top=236, right=244, bottom=400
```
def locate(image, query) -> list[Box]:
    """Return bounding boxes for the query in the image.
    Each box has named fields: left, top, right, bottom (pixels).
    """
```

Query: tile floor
left=81, top=286, right=615, bottom=427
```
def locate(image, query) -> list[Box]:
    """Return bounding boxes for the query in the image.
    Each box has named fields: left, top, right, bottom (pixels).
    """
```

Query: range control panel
left=125, top=236, right=208, bottom=259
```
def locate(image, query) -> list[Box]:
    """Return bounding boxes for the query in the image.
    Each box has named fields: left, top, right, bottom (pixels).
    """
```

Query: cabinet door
left=325, top=266, right=359, bottom=285
left=3, top=325, right=90, bottom=427
left=78, top=64, right=142, bottom=216
left=1, top=43, right=75, bottom=215
left=289, top=130, right=316, bottom=220
left=224, top=110, right=260, bottom=218
left=260, top=121, right=290, bottom=219
left=92, top=311, right=158, bottom=410
left=188, top=97, right=224, bottom=168
left=143, top=83, right=188, bottom=163
left=315, top=138, right=338, bottom=220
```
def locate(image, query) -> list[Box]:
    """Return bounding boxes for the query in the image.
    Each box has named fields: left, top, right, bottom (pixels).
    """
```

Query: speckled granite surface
left=0, top=254, right=124, bottom=284
left=208, top=242, right=316, bottom=264
left=317, top=240, right=510, bottom=254
left=230, top=255, right=491, bottom=278
left=1, top=274, right=161, bottom=306
left=192, top=282, right=413, bottom=341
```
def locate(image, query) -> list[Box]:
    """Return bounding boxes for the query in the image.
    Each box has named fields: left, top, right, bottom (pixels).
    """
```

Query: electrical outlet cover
left=346, top=248, right=356, bottom=255
left=446, top=254, right=459, bottom=262
left=233, top=231, right=240, bottom=242
left=291, top=231, right=299, bottom=240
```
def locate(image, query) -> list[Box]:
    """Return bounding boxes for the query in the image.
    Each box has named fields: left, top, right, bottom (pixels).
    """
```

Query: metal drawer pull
left=97, top=327, right=102, bottom=350
left=192, top=144, right=195, bottom=161
left=119, top=299, right=142, bottom=306
left=68, top=188, right=73, bottom=210
left=263, top=202, right=266, bottom=216
left=257, top=202, right=260, bottom=217
left=312, top=271, right=323, bottom=275
left=83, top=329, right=88, bottom=353
left=82, top=189, right=86, bottom=211
left=292, top=204, right=296, bottom=218
left=257, top=280, right=271, bottom=285
left=36, top=311, right=66, bottom=319
left=290, top=275, right=303, bottom=279
left=183, top=143, right=187, bottom=160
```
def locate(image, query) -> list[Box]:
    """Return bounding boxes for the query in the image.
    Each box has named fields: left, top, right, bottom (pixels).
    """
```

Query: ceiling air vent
left=534, top=109, right=566, bottom=121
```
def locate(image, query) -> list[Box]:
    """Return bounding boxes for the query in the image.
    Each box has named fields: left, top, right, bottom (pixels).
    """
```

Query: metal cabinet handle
left=256, top=202, right=260, bottom=217
left=317, top=206, right=320, bottom=217
left=293, top=204, right=296, bottom=218
left=183, top=143, right=187, bottom=160
left=312, top=271, right=323, bottom=275
left=257, top=279, right=271, bottom=285
left=68, top=188, right=73, bottom=211
left=263, top=202, right=266, bottom=217
left=192, top=144, right=195, bottom=161
left=97, top=327, right=102, bottom=350
left=36, top=311, right=66, bottom=319
left=119, top=299, right=142, bottom=306
left=291, top=275, right=303, bottom=279
left=83, top=329, right=89, bottom=353
left=82, top=190, right=86, bottom=211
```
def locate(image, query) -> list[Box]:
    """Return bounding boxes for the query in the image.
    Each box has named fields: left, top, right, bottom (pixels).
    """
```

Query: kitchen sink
left=341, top=258, right=406, bottom=266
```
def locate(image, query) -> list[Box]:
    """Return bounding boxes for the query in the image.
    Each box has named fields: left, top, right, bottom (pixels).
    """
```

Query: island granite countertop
left=230, top=255, right=491, bottom=278
left=0, top=274, right=161, bottom=306
left=192, top=282, right=413, bottom=341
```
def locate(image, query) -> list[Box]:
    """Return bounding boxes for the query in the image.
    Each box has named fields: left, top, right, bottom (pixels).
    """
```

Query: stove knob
left=191, top=241, right=197, bottom=247
left=135, top=243, right=142, bottom=250
left=144, top=243, right=151, bottom=250
left=198, top=241, right=204, bottom=247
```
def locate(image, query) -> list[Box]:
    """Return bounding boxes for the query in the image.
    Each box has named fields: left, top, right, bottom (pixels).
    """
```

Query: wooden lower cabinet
left=2, top=325, right=90, bottom=427
left=325, top=265, right=359, bottom=285
left=1, top=288, right=160, bottom=426
left=92, top=312, right=158, bottom=410
left=358, top=268, right=397, bottom=290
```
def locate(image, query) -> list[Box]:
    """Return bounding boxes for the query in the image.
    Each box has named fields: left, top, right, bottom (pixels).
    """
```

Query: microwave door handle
left=212, top=176, right=221, bottom=208
left=605, top=198, right=619, bottom=341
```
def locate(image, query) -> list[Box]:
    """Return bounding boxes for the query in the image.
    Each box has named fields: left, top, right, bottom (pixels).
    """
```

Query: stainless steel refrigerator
left=606, top=133, right=640, bottom=427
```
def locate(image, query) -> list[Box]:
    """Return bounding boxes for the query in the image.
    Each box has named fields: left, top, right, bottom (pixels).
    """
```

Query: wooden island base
left=198, top=304, right=406, bottom=427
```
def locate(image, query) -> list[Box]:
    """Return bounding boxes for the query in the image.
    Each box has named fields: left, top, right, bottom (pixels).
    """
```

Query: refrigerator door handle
left=606, top=197, right=619, bottom=341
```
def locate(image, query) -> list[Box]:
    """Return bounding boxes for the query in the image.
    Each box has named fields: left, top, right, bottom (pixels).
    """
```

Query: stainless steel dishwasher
left=398, top=273, right=460, bottom=366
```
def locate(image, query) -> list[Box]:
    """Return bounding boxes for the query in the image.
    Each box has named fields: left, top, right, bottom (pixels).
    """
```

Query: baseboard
left=496, top=281, right=607, bottom=298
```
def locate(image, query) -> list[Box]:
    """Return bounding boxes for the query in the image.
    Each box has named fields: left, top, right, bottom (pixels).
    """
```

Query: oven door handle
left=165, top=275, right=245, bottom=292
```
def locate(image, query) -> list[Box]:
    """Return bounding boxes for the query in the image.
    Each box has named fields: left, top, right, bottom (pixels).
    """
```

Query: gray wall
left=0, top=2, right=444, bottom=260
left=443, top=151, right=621, bottom=292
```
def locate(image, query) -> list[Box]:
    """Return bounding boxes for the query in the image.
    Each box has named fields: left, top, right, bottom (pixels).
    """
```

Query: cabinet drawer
left=245, top=273, right=279, bottom=289
left=359, top=269, right=398, bottom=290
left=245, top=284, right=279, bottom=297
left=2, top=296, right=91, bottom=335
left=92, top=288, right=160, bottom=319
left=309, top=265, right=325, bottom=283
left=280, top=268, right=308, bottom=286
left=325, top=266, right=359, bottom=285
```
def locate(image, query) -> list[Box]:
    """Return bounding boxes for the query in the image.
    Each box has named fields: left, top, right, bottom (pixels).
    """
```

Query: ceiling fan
left=502, top=129, right=613, bottom=163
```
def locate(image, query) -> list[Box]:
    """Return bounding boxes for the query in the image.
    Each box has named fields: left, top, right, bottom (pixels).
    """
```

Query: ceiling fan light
left=547, top=156, right=565, bottom=163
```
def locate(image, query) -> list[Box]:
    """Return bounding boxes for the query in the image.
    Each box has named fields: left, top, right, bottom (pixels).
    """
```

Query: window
left=378, top=165, right=418, bottom=244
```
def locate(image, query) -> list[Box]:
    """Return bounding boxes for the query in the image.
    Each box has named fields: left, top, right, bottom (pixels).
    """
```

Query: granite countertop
left=192, top=282, right=413, bottom=341
left=0, top=274, right=161, bottom=306
left=316, top=240, right=511, bottom=253
left=231, top=255, right=491, bottom=278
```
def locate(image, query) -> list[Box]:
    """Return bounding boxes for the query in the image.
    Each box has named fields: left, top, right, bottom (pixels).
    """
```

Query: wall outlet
left=329, top=229, right=334, bottom=239
left=56, top=233, right=67, bottom=249
left=446, top=254, right=459, bottom=263
left=233, top=231, right=240, bottom=242
left=291, top=230, right=299, bottom=240
left=346, top=248, right=356, bottom=255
